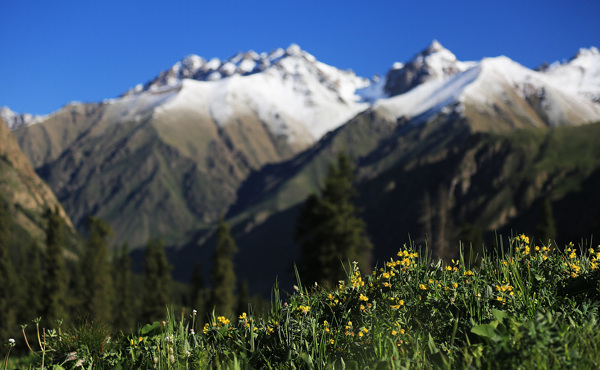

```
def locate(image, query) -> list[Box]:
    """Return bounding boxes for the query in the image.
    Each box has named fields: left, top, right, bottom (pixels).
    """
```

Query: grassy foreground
left=5, top=235, right=600, bottom=369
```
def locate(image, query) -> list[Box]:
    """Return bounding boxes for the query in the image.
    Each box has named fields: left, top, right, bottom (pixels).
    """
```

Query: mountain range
left=3, top=41, right=600, bottom=293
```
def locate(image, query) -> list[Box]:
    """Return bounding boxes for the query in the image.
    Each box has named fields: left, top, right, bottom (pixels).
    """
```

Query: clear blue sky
left=1, top=0, right=599, bottom=115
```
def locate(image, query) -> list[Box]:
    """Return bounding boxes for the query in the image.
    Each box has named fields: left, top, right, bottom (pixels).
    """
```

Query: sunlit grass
left=6, top=235, right=600, bottom=368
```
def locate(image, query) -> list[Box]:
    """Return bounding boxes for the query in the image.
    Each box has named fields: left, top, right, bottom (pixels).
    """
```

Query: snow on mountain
left=383, top=40, right=476, bottom=98
left=356, top=75, right=387, bottom=103
left=95, top=42, right=600, bottom=141
left=125, top=44, right=370, bottom=143
left=6, top=42, right=600, bottom=139
left=126, top=44, right=367, bottom=95
left=373, top=52, right=600, bottom=127
left=0, top=106, right=46, bottom=130
left=373, top=64, right=480, bottom=121
left=101, top=85, right=180, bottom=124
left=540, top=47, right=600, bottom=103
left=464, top=56, right=600, bottom=125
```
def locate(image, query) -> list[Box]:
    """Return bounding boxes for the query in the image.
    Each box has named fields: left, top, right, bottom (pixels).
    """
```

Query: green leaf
left=471, top=324, right=501, bottom=342
left=218, top=325, right=229, bottom=336
left=140, top=321, right=161, bottom=336
left=491, top=309, right=508, bottom=323
left=300, top=353, right=314, bottom=366
left=427, top=333, right=439, bottom=354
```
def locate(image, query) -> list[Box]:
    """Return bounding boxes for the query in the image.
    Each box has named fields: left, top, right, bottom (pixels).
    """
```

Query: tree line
left=0, top=207, right=250, bottom=355
left=0, top=150, right=374, bottom=353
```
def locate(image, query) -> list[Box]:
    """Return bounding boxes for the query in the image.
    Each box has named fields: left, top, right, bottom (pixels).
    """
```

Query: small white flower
left=8, top=338, right=15, bottom=345
left=190, top=329, right=195, bottom=335
left=192, top=309, right=197, bottom=316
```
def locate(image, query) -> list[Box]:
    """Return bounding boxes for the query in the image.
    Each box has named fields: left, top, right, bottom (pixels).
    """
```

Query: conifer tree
left=190, top=261, right=207, bottom=325
left=208, top=217, right=238, bottom=318
left=537, top=198, right=557, bottom=245
left=295, top=151, right=373, bottom=287
left=42, top=206, right=69, bottom=326
left=79, top=216, right=114, bottom=324
left=112, top=242, right=133, bottom=331
left=0, top=197, right=18, bottom=342
left=140, top=238, right=172, bottom=323
left=18, top=241, right=44, bottom=324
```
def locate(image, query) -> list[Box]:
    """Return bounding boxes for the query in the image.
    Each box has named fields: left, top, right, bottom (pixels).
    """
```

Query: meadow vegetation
left=4, top=234, right=600, bottom=369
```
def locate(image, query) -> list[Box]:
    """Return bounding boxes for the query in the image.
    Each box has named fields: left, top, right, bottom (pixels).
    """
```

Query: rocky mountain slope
left=9, top=44, right=370, bottom=247
left=0, top=117, right=78, bottom=255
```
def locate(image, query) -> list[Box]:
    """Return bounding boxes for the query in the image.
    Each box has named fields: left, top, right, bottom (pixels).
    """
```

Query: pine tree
left=140, top=238, right=172, bottom=323
left=0, top=197, right=18, bottom=342
left=208, top=217, right=238, bottom=318
left=190, top=261, right=207, bottom=325
left=537, top=198, right=557, bottom=246
left=17, top=241, right=44, bottom=324
left=42, top=206, right=69, bottom=327
left=112, top=242, right=133, bottom=332
left=295, top=151, right=373, bottom=287
left=79, top=216, right=114, bottom=324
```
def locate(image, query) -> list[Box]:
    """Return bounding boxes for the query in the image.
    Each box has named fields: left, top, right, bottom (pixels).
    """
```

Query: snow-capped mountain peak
left=539, top=46, right=600, bottom=103
left=373, top=51, right=600, bottom=128
left=383, top=40, right=474, bottom=97
left=575, top=46, right=600, bottom=58
left=118, top=44, right=370, bottom=144
left=0, top=106, right=46, bottom=130
left=125, top=44, right=330, bottom=96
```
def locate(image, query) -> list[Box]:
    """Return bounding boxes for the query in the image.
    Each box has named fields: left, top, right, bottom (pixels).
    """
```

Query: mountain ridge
left=5, top=42, right=600, bottom=293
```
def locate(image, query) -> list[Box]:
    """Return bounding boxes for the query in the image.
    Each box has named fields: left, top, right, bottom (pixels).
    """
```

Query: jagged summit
left=112, top=43, right=369, bottom=144
left=418, top=40, right=456, bottom=59
left=125, top=44, right=324, bottom=96
left=0, top=106, right=46, bottom=130
left=575, top=46, right=600, bottom=58
left=383, top=40, right=473, bottom=97
left=540, top=46, right=600, bottom=103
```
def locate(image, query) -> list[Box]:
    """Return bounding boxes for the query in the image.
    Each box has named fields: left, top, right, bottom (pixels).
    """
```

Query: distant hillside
left=359, top=120, right=600, bottom=261
left=171, top=118, right=600, bottom=294
left=0, top=118, right=79, bottom=257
